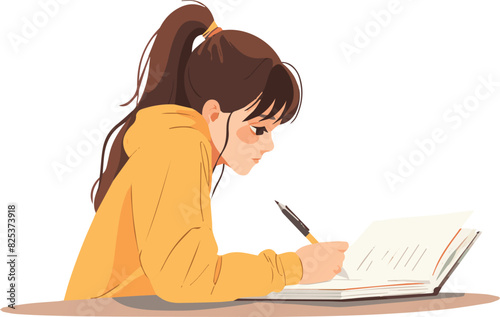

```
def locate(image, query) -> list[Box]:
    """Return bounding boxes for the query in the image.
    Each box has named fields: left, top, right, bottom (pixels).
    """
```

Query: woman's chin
left=227, top=162, right=253, bottom=176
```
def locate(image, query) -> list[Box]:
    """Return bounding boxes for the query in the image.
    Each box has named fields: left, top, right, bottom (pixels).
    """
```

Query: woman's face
left=203, top=98, right=285, bottom=175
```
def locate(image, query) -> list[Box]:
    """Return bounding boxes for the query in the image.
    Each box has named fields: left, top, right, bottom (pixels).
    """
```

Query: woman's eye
left=250, top=126, right=267, bottom=136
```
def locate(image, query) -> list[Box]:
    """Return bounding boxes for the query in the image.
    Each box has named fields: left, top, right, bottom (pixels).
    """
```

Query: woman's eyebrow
left=258, top=114, right=276, bottom=120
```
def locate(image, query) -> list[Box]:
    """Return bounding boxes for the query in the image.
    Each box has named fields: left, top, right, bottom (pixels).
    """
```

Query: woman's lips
left=252, top=158, right=261, bottom=163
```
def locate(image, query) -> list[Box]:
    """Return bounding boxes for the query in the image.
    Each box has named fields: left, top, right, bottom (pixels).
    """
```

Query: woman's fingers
left=318, top=241, right=349, bottom=254
left=329, top=241, right=349, bottom=252
left=296, top=241, right=349, bottom=284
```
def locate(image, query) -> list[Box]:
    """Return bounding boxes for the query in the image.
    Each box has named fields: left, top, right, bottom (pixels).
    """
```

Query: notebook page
left=342, top=211, right=472, bottom=281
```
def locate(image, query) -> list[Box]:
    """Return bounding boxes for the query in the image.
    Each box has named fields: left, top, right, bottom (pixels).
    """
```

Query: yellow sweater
left=64, top=104, right=303, bottom=303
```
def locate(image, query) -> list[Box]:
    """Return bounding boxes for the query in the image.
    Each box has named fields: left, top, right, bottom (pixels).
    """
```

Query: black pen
left=275, top=200, right=319, bottom=244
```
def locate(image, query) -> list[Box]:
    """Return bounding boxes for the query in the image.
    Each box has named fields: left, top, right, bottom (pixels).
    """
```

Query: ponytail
left=92, top=4, right=213, bottom=212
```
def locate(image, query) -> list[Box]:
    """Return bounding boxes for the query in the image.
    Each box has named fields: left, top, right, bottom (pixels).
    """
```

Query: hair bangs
left=243, top=63, right=301, bottom=124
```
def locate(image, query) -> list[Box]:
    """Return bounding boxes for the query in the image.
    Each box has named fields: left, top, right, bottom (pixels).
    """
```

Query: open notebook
left=239, top=211, right=480, bottom=301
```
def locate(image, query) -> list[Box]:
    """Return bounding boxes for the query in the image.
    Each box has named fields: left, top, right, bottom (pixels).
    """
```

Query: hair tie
left=203, top=21, right=222, bottom=39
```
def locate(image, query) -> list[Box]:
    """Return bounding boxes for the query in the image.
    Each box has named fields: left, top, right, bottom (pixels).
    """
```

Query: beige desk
left=2, top=293, right=498, bottom=316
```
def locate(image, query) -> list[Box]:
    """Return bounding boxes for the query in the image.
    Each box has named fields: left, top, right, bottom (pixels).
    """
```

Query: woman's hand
left=295, top=241, right=349, bottom=284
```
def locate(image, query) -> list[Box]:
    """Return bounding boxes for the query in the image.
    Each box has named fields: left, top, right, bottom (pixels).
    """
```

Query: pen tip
left=275, top=200, right=285, bottom=210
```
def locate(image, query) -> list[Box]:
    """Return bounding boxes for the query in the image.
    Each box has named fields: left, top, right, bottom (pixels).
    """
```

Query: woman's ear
left=202, top=99, right=221, bottom=124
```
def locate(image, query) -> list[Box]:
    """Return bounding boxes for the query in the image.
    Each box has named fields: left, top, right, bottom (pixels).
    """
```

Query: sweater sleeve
left=128, top=128, right=303, bottom=303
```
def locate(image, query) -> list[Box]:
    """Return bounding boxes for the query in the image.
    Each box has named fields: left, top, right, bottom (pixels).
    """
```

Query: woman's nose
left=260, top=133, right=274, bottom=153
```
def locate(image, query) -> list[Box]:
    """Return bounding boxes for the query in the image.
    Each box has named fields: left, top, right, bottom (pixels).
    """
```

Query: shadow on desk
left=2, top=293, right=498, bottom=316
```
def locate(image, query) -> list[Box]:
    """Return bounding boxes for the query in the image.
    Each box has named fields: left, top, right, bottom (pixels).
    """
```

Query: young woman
left=64, top=3, right=347, bottom=303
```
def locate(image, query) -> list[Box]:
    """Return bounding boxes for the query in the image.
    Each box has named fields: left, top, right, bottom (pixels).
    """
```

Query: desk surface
left=2, top=293, right=498, bottom=316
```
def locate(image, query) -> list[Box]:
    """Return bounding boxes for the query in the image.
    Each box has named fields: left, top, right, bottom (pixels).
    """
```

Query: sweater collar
left=146, top=104, right=212, bottom=142
left=123, top=104, right=212, bottom=158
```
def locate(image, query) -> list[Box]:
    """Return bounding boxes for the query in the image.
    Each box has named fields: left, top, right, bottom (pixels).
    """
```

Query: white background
left=1, top=0, right=499, bottom=316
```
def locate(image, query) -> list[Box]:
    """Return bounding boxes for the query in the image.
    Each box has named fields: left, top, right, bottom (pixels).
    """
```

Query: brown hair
left=91, top=2, right=303, bottom=212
